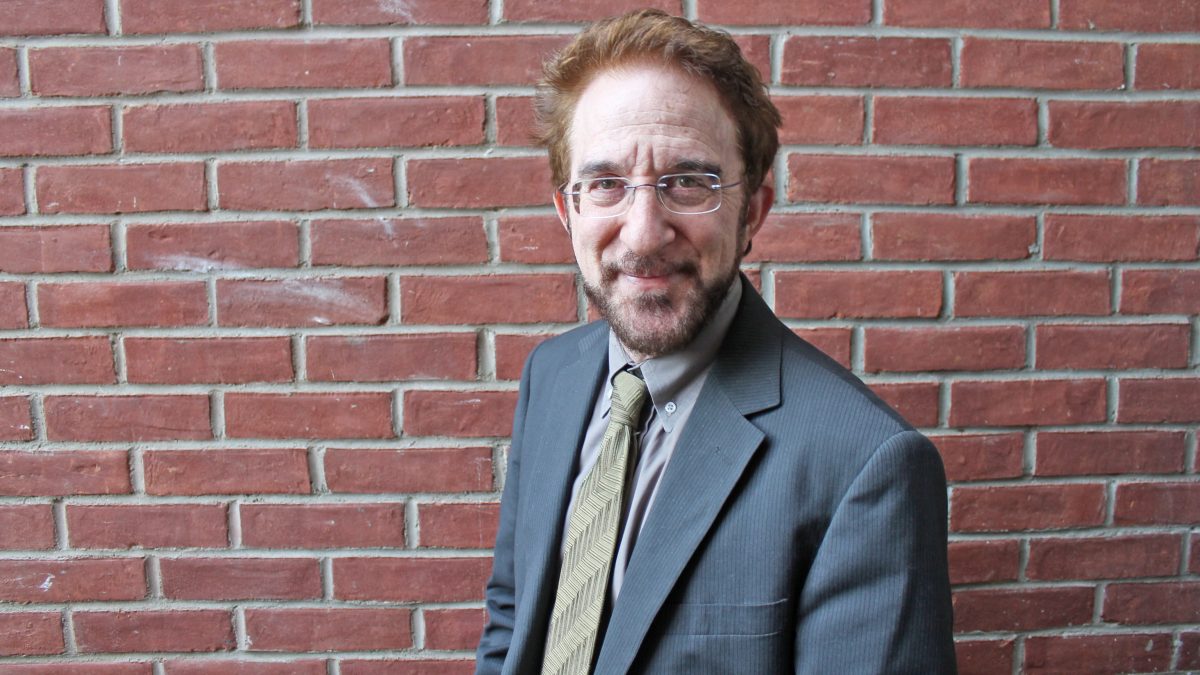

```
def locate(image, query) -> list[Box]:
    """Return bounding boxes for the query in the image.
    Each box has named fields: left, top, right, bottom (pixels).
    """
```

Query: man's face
left=555, top=63, right=773, bottom=359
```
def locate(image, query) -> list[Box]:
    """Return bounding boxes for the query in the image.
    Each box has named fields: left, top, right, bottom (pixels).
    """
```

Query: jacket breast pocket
left=661, top=598, right=789, bottom=637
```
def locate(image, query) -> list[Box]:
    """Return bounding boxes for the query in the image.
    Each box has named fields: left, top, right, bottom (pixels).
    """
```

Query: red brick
left=496, top=96, right=536, bottom=147
left=126, top=337, right=292, bottom=385
left=39, top=281, right=207, bottom=328
left=497, top=216, right=572, bottom=264
left=75, top=610, right=233, bottom=653
left=1036, top=431, right=1186, bottom=476
left=745, top=213, right=860, bottom=263
left=124, top=101, right=296, bottom=153
left=931, top=433, right=1024, bottom=482
left=1119, top=378, right=1200, bottom=423
left=144, top=448, right=310, bottom=496
left=404, top=35, right=568, bottom=86
left=408, top=157, right=551, bottom=209
left=505, top=0, right=678, bottom=21
left=161, top=557, right=320, bottom=600
left=794, top=328, right=852, bottom=368
left=419, top=502, right=499, bottom=548
left=968, top=157, right=1126, bottom=205
left=0, top=225, right=112, bottom=273
left=774, top=96, right=864, bottom=145
left=38, top=163, right=206, bottom=214
left=401, top=274, right=576, bottom=325
left=242, top=503, right=405, bottom=549
left=953, top=587, right=1093, bottom=632
left=425, top=608, right=486, bottom=651
left=697, top=0, right=865, bottom=24
left=955, top=270, right=1110, bottom=317
left=1050, top=101, right=1200, bottom=149
left=1104, top=582, right=1200, bottom=624
left=0, top=505, right=54, bottom=549
left=0, top=107, right=111, bottom=157
left=30, top=45, right=202, bottom=96
left=226, top=392, right=393, bottom=440
left=0, top=665, right=151, bottom=675
left=885, top=0, right=1048, bottom=27
left=871, top=213, right=1035, bottom=261
left=495, top=333, right=556, bottom=380
left=403, top=390, right=518, bottom=438
left=0, top=283, right=27, bottom=328
left=217, top=277, right=386, bottom=327
left=1193, top=536, right=1200, bottom=575
left=735, top=35, right=772, bottom=82
left=245, top=608, right=411, bottom=652
left=1183, top=631, right=1200, bottom=669
left=1114, top=481, right=1200, bottom=525
left=45, top=395, right=210, bottom=442
left=961, top=39, right=1124, bottom=89
left=1046, top=214, right=1199, bottom=262
left=0, top=48, right=16, bottom=97
left=1025, top=633, right=1173, bottom=674
left=782, top=37, right=951, bottom=87
left=1137, top=43, right=1200, bottom=89
left=309, top=96, right=483, bottom=149
left=865, top=326, right=1024, bottom=373
left=0, top=169, right=24, bottom=216
left=787, top=154, right=954, bottom=205
left=947, top=539, right=1020, bottom=585
left=312, top=217, right=487, bottom=266
left=874, top=97, right=1037, bottom=146
left=127, top=221, right=298, bottom=271
left=0, top=0, right=104, bottom=35
left=775, top=270, right=942, bottom=319
left=1030, top=534, right=1181, bottom=581
left=164, top=662, right=326, bottom=675
left=218, top=158, right=393, bottom=211
left=1037, top=323, right=1190, bottom=369
left=0, top=559, right=144, bottom=602
left=1060, top=0, right=1200, bottom=32
left=340, top=662, right=473, bottom=675
left=868, top=382, right=940, bottom=427
left=956, top=639, right=1015, bottom=675
left=68, top=504, right=227, bottom=549
left=313, top=0, right=488, bottom=25
left=0, top=396, right=33, bottom=441
left=0, top=450, right=128, bottom=496
left=1121, top=269, right=1200, bottom=314
left=326, top=447, right=493, bottom=493
left=951, top=379, right=1107, bottom=427
left=1138, top=158, right=1200, bottom=206
left=121, top=0, right=300, bottom=33
left=0, top=612, right=62, bottom=656
left=334, top=557, right=491, bottom=602
left=951, top=483, right=1106, bottom=532
left=307, top=333, right=476, bottom=382
left=216, top=39, right=391, bottom=89
left=0, top=337, right=114, bottom=385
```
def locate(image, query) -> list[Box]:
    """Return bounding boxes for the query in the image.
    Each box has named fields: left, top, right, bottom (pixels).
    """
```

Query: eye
left=589, top=177, right=626, bottom=192
left=662, top=174, right=712, bottom=190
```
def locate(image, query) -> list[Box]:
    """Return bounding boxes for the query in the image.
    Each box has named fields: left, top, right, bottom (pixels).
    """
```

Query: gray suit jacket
left=477, top=283, right=956, bottom=674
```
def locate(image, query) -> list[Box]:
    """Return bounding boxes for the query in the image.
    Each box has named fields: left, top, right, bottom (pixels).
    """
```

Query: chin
left=586, top=270, right=734, bottom=359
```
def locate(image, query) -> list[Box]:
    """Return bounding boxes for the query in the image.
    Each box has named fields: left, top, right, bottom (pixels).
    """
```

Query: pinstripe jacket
left=476, top=281, right=957, bottom=674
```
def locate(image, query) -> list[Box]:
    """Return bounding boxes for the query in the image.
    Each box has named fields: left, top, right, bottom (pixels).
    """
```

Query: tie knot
left=610, top=370, right=649, bottom=425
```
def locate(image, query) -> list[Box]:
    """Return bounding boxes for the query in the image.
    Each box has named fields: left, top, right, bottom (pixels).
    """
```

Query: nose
left=619, top=184, right=674, bottom=255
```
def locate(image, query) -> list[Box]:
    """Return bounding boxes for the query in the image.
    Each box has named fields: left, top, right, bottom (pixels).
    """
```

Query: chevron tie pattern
left=541, top=370, right=649, bottom=675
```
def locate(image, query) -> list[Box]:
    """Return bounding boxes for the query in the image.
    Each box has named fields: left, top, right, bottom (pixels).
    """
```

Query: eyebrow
left=575, top=159, right=723, bottom=179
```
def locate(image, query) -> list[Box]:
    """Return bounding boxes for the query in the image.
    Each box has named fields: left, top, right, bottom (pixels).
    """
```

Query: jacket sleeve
left=475, top=348, right=537, bottom=675
left=794, top=429, right=958, bottom=674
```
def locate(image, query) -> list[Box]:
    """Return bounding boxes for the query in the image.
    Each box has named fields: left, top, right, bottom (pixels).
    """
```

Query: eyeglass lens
left=569, top=173, right=723, bottom=217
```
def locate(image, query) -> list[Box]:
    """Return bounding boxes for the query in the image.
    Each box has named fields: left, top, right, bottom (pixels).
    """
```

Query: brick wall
left=0, top=0, right=1196, bottom=673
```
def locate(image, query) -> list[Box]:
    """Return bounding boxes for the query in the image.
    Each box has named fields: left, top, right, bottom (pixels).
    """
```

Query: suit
left=477, top=281, right=957, bottom=674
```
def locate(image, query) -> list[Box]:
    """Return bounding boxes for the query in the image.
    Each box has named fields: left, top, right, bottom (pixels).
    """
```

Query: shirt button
left=664, top=401, right=677, bottom=415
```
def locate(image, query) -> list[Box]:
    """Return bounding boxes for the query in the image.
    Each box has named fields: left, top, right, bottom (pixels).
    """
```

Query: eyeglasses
left=560, top=173, right=741, bottom=218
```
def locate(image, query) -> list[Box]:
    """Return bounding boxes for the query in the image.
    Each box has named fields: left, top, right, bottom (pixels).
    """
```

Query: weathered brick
left=871, top=213, right=1036, bottom=261
left=0, top=559, right=145, bottom=602
left=334, top=557, right=491, bottom=602
left=1037, top=323, right=1190, bottom=369
left=404, top=35, right=569, bottom=86
left=775, top=270, right=942, bottom=319
left=245, top=608, right=411, bottom=652
left=745, top=213, right=861, bottom=262
left=869, top=382, right=940, bottom=427
left=953, top=587, right=1093, bottom=632
left=403, top=390, right=518, bottom=438
left=125, top=337, right=293, bottom=384
left=950, top=379, right=1107, bottom=427
left=326, top=447, right=493, bottom=493
left=954, top=271, right=1111, bottom=317
left=0, top=0, right=105, bottom=36
left=1049, top=101, right=1200, bottom=149
left=794, top=328, right=852, bottom=368
left=0, top=48, right=16, bottom=97
left=1103, top=582, right=1200, bottom=624
left=419, top=502, right=499, bottom=548
left=127, top=221, right=298, bottom=271
left=313, top=0, right=488, bottom=25
left=38, top=163, right=206, bottom=214
left=1024, top=633, right=1173, bottom=674
left=947, top=539, right=1020, bottom=584
left=39, top=281, right=208, bottom=328
left=307, top=333, right=477, bottom=382
left=0, top=396, right=33, bottom=441
left=775, top=96, right=865, bottom=145
left=1138, top=158, right=1200, bottom=206
left=697, top=0, right=865, bottom=24
left=161, top=557, right=320, bottom=600
left=0, top=225, right=112, bottom=273
left=340, top=662, right=474, bottom=675
left=495, top=333, right=556, bottom=380
left=407, top=157, right=552, bottom=208
left=496, top=96, right=537, bottom=147
left=0, top=665, right=151, bottom=675
left=1119, top=378, right=1200, bottom=423
left=0, top=612, right=62, bottom=656
left=961, top=39, right=1124, bottom=89
left=885, top=0, right=1049, bottom=27
left=425, top=608, right=487, bottom=650
left=865, top=326, right=1025, bottom=373
left=124, top=101, right=297, bottom=153
left=74, top=610, right=234, bottom=653
left=312, top=217, right=487, bottom=266
left=225, top=392, right=394, bottom=440
left=121, top=0, right=301, bottom=33
left=309, top=96, right=484, bottom=148
left=241, top=503, right=405, bottom=549
left=216, top=39, right=392, bottom=89
left=787, top=154, right=955, bottom=205
left=0, top=450, right=129, bottom=496
left=1120, top=269, right=1200, bottom=314
left=0, top=337, right=115, bottom=385
left=956, top=640, right=1015, bottom=675
left=0, top=107, right=111, bottom=157
left=44, top=395, right=210, bottom=442
left=218, top=158, right=394, bottom=211
left=217, top=277, right=387, bottom=327
left=1060, top=0, right=1200, bottom=32
left=782, top=37, right=952, bottom=87
left=968, top=157, right=1126, bottom=205
left=1036, top=430, right=1187, bottom=476
left=496, top=216, right=573, bottom=265
left=30, top=45, right=203, bottom=96
left=874, top=97, right=1037, bottom=146
left=1137, top=43, right=1200, bottom=89
left=163, top=661, right=326, bottom=675
left=951, top=483, right=1106, bottom=532
left=0, top=505, right=54, bottom=550
left=0, top=169, right=24, bottom=215
left=401, top=274, right=576, bottom=325
left=68, top=504, right=228, bottom=549
left=1028, top=534, right=1181, bottom=580
left=1114, top=481, right=1200, bottom=525
left=931, top=433, right=1024, bottom=482
left=1045, top=214, right=1199, bottom=262
left=144, top=448, right=310, bottom=496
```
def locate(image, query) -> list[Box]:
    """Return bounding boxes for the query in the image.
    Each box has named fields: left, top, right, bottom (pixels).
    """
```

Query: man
left=477, top=10, right=956, bottom=674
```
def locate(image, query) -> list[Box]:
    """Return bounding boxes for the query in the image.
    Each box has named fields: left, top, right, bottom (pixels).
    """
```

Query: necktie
left=541, top=370, right=649, bottom=675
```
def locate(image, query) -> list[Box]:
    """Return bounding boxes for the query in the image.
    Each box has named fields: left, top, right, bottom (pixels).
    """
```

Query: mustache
left=600, top=254, right=698, bottom=280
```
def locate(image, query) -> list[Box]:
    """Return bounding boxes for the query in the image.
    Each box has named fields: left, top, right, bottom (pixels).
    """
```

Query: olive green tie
left=541, top=370, right=649, bottom=675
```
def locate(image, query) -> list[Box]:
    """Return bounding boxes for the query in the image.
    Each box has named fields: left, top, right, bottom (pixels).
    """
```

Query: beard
left=583, top=251, right=739, bottom=359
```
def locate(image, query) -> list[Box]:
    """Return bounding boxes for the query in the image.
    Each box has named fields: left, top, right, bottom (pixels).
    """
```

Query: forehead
left=567, top=63, right=740, bottom=177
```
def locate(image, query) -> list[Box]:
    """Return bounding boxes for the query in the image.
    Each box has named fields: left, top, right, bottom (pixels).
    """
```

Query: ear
left=553, top=189, right=572, bottom=233
left=742, top=183, right=773, bottom=241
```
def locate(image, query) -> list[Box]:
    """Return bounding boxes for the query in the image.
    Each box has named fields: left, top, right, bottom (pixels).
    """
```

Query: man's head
left=535, top=10, right=781, bottom=360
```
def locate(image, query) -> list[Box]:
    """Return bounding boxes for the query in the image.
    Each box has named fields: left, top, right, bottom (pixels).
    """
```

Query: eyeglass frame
left=558, top=172, right=743, bottom=218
